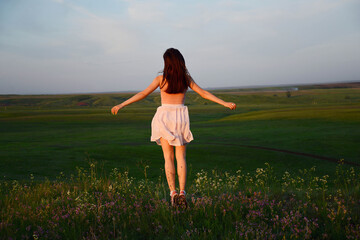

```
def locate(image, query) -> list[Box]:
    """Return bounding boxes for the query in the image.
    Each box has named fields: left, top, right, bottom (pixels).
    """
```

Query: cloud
left=75, top=17, right=137, bottom=55
left=51, top=0, right=137, bottom=55
left=180, top=0, right=356, bottom=26
left=127, top=0, right=166, bottom=22
left=1, top=0, right=359, bottom=94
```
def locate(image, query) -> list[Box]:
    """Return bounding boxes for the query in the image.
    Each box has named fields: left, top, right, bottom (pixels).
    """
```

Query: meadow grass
left=0, top=88, right=359, bottom=181
left=0, top=160, right=359, bottom=239
left=0, top=87, right=359, bottom=239
left=217, top=106, right=360, bottom=122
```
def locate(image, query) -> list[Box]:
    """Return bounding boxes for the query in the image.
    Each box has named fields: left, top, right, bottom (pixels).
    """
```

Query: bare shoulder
left=156, top=75, right=166, bottom=88
left=188, top=75, right=195, bottom=87
left=154, top=75, right=162, bottom=84
left=188, top=77, right=200, bottom=89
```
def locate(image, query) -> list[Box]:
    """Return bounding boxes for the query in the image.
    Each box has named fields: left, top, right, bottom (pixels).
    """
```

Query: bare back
left=160, top=77, right=186, bottom=105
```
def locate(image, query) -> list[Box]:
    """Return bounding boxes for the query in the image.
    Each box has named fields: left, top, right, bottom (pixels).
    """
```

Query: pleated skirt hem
left=150, top=104, right=194, bottom=146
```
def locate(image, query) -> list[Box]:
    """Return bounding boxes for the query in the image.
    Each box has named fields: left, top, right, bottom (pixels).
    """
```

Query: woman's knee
left=175, top=146, right=186, bottom=160
left=164, top=155, right=174, bottom=164
left=163, top=150, right=175, bottom=163
left=160, top=138, right=174, bottom=161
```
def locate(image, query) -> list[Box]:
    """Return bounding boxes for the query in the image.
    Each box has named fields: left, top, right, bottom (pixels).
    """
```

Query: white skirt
left=151, top=104, right=194, bottom=146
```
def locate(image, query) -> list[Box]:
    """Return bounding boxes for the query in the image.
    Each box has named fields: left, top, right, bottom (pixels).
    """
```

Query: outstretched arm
left=111, top=76, right=160, bottom=115
left=189, top=79, right=236, bottom=110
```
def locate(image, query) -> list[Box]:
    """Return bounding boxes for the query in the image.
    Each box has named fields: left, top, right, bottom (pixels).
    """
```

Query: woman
left=111, top=48, right=236, bottom=207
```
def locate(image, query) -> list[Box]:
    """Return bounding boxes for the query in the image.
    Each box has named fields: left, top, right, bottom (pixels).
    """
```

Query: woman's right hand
left=111, top=104, right=123, bottom=115
left=225, top=102, right=236, bottom=110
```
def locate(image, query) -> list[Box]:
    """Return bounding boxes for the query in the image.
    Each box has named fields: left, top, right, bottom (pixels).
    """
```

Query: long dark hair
left=161, top=48, right=191, bottom=94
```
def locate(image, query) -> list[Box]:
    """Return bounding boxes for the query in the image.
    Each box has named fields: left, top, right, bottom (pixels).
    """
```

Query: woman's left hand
left=225, top=102, right=236, bottom=110
left=111, top=105, right=123, bottom=115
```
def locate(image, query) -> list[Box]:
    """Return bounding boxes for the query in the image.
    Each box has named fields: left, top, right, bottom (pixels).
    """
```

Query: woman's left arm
left=111, top=76, right=161, bottom=115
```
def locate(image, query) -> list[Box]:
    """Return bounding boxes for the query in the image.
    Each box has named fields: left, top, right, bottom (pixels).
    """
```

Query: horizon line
left=1, top=80, right=359, bottom=96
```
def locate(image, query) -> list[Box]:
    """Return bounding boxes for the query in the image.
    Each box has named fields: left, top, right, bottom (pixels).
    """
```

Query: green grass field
left=1, top=85, right=360, bottom=239
left=0, top=87, right=359, bottom=182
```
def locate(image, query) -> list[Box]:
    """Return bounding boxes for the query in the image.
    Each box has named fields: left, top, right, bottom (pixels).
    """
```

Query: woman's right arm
left=189, top=79, right=236, bottom=110
left=111, top=76, right=161, bottom=115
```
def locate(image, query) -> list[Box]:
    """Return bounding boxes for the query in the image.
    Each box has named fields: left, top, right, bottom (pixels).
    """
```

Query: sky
left=0, top=0, right=359, bottom=94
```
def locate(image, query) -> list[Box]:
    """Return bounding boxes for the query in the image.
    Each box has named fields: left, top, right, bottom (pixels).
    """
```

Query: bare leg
left=160, top=138, right=176, bottom=192
left=175, top=145, right=187, bottom=191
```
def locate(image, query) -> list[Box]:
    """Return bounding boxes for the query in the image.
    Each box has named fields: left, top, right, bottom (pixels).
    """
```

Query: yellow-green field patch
left=217, top=105, right=360, bottom=122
